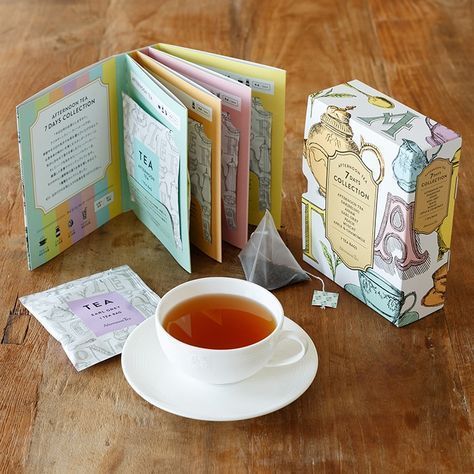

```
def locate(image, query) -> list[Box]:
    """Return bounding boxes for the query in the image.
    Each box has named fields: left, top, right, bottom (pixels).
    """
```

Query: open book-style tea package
left=17, top=44, right=286, bottom=272
left=302, top=80, right=462, bottom=327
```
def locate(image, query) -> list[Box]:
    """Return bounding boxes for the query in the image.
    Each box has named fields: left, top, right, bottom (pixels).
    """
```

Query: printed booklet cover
left=16, top=44, right=286, bottom=271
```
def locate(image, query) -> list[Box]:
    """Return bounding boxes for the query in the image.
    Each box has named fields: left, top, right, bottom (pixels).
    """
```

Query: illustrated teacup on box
left=358, top=269, right=417, bottom=323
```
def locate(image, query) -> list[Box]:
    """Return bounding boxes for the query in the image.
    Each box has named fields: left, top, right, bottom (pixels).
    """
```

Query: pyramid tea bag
left=239, top=210, right=310, bottom=290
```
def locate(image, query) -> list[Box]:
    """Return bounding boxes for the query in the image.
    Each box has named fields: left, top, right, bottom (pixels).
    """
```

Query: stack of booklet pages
left=17, top=44, right=286, bottom=272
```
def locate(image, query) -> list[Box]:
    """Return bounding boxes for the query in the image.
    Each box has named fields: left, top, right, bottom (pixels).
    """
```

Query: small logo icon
left=82, top=207, right=87, bottom=220
left=39, top=237, right=47, bottom=247
left=55, top=226, right=61, bottom=238
left=68, top=219, right=74, bottom=228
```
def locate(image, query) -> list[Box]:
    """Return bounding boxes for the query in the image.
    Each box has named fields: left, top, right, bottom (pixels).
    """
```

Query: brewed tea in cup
left=155, top=278, right=307, bottom=384
left=163, top=293, right=276, bottom=349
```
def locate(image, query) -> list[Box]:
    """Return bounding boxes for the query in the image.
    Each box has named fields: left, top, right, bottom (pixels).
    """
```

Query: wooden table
left=1, top=0, right=472, bottom=472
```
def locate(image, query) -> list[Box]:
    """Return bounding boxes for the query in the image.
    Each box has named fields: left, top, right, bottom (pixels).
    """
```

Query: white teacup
left=155, top=277, right=307, bottom=384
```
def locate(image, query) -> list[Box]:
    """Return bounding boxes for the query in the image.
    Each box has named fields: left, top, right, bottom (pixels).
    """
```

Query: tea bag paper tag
left=312, top=290, right=339, bottom=309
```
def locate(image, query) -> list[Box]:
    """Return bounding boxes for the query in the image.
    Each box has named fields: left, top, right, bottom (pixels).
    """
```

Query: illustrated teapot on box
left=304, top=105, right=383, bottom=196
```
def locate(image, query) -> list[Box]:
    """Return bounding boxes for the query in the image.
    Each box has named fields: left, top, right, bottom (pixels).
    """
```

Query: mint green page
left=120, top=55, right=191, bottom=272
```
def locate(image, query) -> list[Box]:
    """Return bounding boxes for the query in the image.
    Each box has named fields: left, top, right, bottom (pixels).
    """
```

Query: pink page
left=147, top=47, right=251, bottom=249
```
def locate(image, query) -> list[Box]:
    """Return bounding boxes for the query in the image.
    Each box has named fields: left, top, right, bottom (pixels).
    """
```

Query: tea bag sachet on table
left=20, top=265, right=160, bottom=371
left=239, top=210, right=310, bottom=290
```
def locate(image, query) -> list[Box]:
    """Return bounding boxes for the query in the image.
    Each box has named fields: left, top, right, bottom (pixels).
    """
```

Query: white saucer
left=121, top=316, right=318, bottom=421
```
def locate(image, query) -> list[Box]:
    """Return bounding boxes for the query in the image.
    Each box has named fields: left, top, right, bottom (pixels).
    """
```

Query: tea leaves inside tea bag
left=239, top=210, right=310, bottom=290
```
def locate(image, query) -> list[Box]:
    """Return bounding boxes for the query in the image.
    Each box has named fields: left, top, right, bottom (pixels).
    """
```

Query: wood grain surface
left=0, top=0, right=472, bottom=472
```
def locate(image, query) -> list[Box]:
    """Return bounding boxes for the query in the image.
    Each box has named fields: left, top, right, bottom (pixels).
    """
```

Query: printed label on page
left=131, top=71, right=181, bottom=130
left=190, top=80, right=242, bottom=112
left=220, top=91, right=241, bottom=111
left=67, top=291, right=145, bottom=337
left=205, top=66, right=275, bottom=95
left=156, top=75, right=214, bottom=121
left=30, top=79, right=111, bottom=213
left=94, top=191, right=114, bottom=212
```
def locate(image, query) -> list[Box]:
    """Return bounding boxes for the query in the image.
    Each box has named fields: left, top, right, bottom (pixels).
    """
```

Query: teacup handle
left=265, top=330, right=308, bottom=368
left=360, top=138, right=385, bottom=184
left=400, top=291, right=417, bottom=317
left=426, top=116, right=436, bottom=129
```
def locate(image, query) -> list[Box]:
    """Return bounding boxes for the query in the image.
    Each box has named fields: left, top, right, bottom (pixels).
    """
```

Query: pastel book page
left=146, top=47, right=252, bottom=249
left=154, top=43, right=286, bottom=228
left=122, top=94, right=181, bottom=253
left=16, top=52, right=193, bottom=272
left=188, top=117, right=213, bottom=242
left=133, top=50, right=222, bottom=263
left=16, top=56, right=129, bottom=270
left=122, top=56, right=191, bottom=272
left=221, top=112, right=241, bottom=232
left=250, top=97, right=272, bottom=212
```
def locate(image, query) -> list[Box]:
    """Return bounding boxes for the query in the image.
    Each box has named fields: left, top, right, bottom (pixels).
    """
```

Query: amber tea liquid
left=163, top=294, right=276, bottom=349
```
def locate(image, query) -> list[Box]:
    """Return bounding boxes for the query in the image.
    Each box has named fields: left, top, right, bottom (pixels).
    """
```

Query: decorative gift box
left=302, top=80, right=461, bottom=327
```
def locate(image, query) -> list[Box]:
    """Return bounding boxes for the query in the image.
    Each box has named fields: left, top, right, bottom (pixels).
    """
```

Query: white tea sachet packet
left=20, top=265, right=160, bottom=371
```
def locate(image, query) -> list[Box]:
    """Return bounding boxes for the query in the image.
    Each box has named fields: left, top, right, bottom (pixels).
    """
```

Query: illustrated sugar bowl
left=302, top=79, right=462, bottom=327
left=392, top=139, right=428, bottom=193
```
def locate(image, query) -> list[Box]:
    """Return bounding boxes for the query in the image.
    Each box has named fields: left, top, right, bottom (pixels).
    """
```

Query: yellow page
left=156, top=43, right=286, bottom=228
left=133, top=51, right=222, bottom=262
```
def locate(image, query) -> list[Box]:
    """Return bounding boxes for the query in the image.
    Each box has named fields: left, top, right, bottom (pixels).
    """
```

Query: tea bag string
left=305, top=271, right=327, bottom=309
left=305, top=271, right=325, bottom=292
